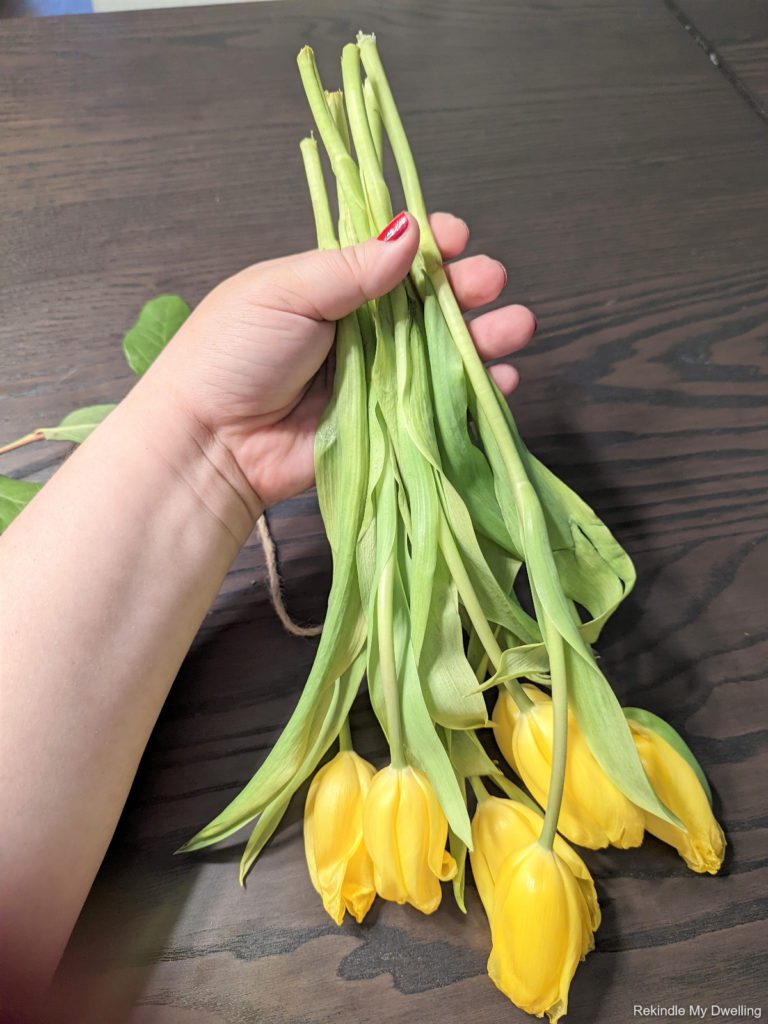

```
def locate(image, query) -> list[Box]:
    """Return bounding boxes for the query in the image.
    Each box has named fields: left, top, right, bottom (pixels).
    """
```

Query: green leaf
left=239, top=788, right=295, bottom=885
left=392, top=309, right=440, bottom=660
left=53, top=404, right=116, bottom=439
left=476, top=642, right=550, bottom=692
left=0, top=476, right=43, bottom=532
left=122, top=295, right=191, bottom=375
left=438, top=478, right=539, bottom=645
left=420, top=557, right=489, bottom=730
left=448, top=729, right=502, bottom=780
left=565, top=645, right=683, bottom=828
left=0, top=404, right=116, bottom=454
left=385, top=521, right=473, bottom=847
left=624, top=707, right=712, bottom=805
left=440, top=731, right=469, bottom=913
left=423, top=288, right=517, bottom=555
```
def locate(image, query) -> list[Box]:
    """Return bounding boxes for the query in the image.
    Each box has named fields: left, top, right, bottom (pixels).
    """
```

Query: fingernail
left=532, top=314, right=539, bottom=334
left=377, top=211, right=409, bottom=242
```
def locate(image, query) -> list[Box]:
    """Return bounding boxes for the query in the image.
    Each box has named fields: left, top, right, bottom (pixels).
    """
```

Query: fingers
left=444, top=255, right=507, bottom=311
left=429, top=212, right=470, bottom=261
left=488, top=362, right=520, bottom=397
left=468, top=304, right=537, bottom=361
left=258, top=212, right=421, bottom=322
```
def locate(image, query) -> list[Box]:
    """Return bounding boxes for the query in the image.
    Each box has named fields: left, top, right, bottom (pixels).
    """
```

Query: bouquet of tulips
left=179, top=35, right=725, bottom=1022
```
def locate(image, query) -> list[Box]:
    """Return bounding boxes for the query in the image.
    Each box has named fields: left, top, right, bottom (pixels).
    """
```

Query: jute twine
left=256, top=514, right=323, bottom=638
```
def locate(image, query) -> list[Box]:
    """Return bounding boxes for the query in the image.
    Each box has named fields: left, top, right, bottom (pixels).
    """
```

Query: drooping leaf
left=392, top=521, right=472, bottom=847
left=122, top=295, right=191, bottom=376
left=475, top=642, right=550, bottom=692
left=444, top=740, right=468, bottom=913
left=420, top=557, right=489, bottom=730
left=423, top=287, right=518, bottom=555
left=565, top=645, right=682, bottom=828
left=448, top=729, right=502, bottom=780
left=392, top=310, right=440, bottom=661
left=0, top=476, right=43, bottom=532
left=239, top=788, right=295, bottom=886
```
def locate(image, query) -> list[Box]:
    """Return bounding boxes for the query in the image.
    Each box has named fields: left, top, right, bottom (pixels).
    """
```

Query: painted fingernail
left=377, top=211, right=409, bottom=242
left=532, top=314, right=539, bottom=334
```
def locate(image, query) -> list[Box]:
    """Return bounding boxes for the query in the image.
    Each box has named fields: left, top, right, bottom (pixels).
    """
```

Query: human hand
left=148, top=212, right=537, bottom=514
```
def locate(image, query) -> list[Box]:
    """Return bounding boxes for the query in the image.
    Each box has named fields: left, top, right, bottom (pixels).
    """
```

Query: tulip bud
left=488, top=841, right=599, bottom=1023
left=304, top=750, right=377, bottom=925
left=470, top=796, right=600, bottom=935
left=493, top=685, right=644, bottom=849
left=362, top=764, right=457, bottom=914
left=630, top=721, right=725, bottom=874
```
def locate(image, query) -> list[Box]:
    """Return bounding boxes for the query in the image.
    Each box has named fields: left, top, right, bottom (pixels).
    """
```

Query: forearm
left=0, top=373, right=260, bottom=1001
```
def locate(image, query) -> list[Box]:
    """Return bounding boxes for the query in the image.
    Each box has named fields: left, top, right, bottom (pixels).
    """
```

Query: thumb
left=267, top=211, right=420, bottom=322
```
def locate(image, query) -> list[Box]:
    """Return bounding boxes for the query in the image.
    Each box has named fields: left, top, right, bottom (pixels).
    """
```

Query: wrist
left=120, top=377, right=263, bottom=548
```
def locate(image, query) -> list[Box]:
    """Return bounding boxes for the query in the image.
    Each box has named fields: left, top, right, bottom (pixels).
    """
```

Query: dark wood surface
left=1, top=1, right=767, bottom=1021
left=669, top=0, right=768, bottom=117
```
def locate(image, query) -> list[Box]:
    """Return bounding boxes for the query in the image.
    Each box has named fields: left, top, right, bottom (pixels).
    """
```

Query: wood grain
left=1, top=1, right=766, bottom=1022
left=668, top=0, right=768, bottom=118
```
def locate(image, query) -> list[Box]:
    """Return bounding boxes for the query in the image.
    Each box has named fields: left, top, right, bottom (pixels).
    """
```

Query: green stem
left=469, top=775, right=491, bottom=803
left=474, top=647, right=491, bottom=684
left=377, top=553, right=406, bottom=768
left=299, top=137, right=339, bottom=250
left=0, top=433, right=44, bottom=456
left=356, top=35, right=533, bottom=493
left=297, top=47, right=371, bottom=243
left=438, top=516, right=532, bottom=712
left=324, top=91, right=358, bottom=247
left=363, top=76, right=383, bottom=165
left=338, top=717, right=353, bottom=752
left=341, top=42, right=393, bottom=234
left=538, top=620, right=568, bottom=850
left=357, top=33, right=442, bottom=271
left=489, top=774, right=535, bottom=807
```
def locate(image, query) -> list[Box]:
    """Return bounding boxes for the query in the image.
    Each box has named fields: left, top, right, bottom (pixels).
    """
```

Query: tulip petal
left=397, top=768, right=444, bottom=913
left=304, top=751, right=376, bottom=925
left=488, top=843, right=596, bottom=1023
left=508, top=690, right=644, bottom=850
left=631, top=723, right=725, bottom=874
left=342, top=841, right=376, bottom=924
left=364, top=766, right=408, bottom=904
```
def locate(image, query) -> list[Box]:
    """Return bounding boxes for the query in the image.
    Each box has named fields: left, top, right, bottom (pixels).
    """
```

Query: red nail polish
left=377, top=211, right=409, bottom=242
left=532, top=314, right=539, bottom=334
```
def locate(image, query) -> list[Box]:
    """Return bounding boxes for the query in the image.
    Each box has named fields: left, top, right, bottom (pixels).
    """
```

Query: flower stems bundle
left=179, top=35, right=725, bottom=1022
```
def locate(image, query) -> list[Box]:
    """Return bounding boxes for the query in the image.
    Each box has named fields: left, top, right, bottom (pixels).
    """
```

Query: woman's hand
left=151, top=211, right=536, bottom=511
left=0, top=214, right=537, bottom=1009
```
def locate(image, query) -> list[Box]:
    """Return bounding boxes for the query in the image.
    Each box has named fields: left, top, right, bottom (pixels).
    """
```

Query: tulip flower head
left=363, top=764, right=457, bottom=914
left=493, top=685, right=644, bottom=850
left=630, top=721, right=725, bottom=874
left=304, top=750, right=377, bottom=925
left=470, top=795, right=600, bottom=935
left=488, top=840, right=599, bottom=1023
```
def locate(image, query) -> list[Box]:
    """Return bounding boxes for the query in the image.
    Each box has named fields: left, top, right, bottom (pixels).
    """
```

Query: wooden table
left=1, top=1, right=766, bottom=1021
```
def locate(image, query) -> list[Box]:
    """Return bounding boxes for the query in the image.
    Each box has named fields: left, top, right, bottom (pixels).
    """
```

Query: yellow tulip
left=488, top=841, right=598, bottom=1023
left=630, top=721, right=725, bottom=874
left=493, top=685, right=644, bottom=849
left=470, top=796, right=600, bottom=935
left=303, top=750, right=376, bottom=925
left=362, top=764, right=456, bottom=914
